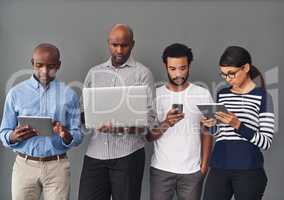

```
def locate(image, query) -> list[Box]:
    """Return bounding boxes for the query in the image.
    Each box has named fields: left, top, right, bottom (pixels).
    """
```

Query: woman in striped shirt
left=202, top=46, right=275, bottom=200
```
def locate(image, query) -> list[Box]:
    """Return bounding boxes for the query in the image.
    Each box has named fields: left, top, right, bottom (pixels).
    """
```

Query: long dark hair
left=219, top=46, right=266, bottom=90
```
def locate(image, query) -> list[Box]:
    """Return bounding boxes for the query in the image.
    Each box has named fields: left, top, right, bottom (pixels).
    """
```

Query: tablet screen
left=17, top=116, right=53, bottom=137
left=197, top=103, right=228, bottom=118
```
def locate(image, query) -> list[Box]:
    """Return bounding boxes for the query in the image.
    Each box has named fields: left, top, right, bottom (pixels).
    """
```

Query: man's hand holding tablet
left=10, top=125, right=38, bottom=144
left=16, top=116, right=73, bottom=145
left=17, top=116, right=53, bottom=137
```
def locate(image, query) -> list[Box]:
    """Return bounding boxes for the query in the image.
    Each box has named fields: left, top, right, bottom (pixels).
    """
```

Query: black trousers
left=78, top=148, right=145, bottom=200
left=203, top=168, right=267, bottom=200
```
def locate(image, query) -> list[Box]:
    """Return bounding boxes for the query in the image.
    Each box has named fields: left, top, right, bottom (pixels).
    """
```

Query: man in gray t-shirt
left=79, top=24, right=155, bottom=200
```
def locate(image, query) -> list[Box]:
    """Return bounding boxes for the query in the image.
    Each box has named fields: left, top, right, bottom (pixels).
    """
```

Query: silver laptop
left=83, top=85, right=150, bottom=129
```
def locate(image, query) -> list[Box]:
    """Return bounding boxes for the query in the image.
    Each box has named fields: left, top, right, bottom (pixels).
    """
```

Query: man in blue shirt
left=0, top=43, right=83, bottom=200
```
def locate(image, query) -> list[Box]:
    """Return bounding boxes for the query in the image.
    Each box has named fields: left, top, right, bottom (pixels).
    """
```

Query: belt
left=18, top=152, right=67, bottom=162
left=114, top=127, right=146, bottom=134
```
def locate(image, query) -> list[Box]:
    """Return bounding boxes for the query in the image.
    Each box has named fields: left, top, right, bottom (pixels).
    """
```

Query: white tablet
left=83, top=86, right=150, bottom=128
left=17, top=116, right=53, bottom=137
left=197, top=103, right=228, bottom=119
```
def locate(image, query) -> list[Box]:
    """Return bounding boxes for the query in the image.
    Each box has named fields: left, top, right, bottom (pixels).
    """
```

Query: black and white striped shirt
left=210, top=87, right=275, bottom=169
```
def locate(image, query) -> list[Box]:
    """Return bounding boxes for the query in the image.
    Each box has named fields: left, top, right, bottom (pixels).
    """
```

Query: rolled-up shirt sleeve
left=0, top=90, right=19, bottom=148
left=61, top=91, right=83, bottom=148
left=140, top=68, right=157, bottom=133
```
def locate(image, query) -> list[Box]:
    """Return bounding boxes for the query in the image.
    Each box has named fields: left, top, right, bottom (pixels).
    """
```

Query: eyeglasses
left=219, top=67, right=243, bottom=80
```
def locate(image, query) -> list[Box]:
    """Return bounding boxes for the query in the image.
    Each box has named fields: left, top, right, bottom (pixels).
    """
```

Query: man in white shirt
left=147, top=43, right=213, bottom=200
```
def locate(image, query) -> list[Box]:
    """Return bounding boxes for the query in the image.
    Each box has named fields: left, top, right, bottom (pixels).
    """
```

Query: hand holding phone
left=172, top=104, right=183, bottom=114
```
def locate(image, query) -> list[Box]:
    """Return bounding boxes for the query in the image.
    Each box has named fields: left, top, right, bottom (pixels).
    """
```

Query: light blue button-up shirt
left=0, top=75, right=83, bottom=157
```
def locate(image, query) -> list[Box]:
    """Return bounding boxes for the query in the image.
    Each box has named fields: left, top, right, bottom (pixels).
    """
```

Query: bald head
left=32, top=43, right=60, bottom=62
left=31, top=43, right=61, bottom=86
left=108, top=24, right=135, bottom=67
left=108, top=24, right=134, bottom=42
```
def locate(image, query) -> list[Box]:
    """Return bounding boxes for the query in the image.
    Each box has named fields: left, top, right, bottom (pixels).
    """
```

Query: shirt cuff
left=234, top=122, right=255, bottom=140
left=4, top=131, right=20, bottom=147
left=61, top=135, right=74, bottom=148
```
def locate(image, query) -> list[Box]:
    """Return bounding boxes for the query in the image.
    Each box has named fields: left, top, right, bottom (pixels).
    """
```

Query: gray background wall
left=0, top=0, right=283, bottom=199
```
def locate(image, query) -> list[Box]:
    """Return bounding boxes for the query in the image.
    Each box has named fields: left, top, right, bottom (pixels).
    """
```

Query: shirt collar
left=28, top=75, right=57, bottom=89
left=106, top=55, right=136, bottom=69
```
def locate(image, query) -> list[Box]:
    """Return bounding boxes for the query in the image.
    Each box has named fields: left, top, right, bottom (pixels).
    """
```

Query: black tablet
left=197, top=103, right=228, bottom=119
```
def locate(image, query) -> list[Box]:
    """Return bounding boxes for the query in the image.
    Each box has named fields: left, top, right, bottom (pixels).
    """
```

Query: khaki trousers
left=12, top=155, right=70, bottom=200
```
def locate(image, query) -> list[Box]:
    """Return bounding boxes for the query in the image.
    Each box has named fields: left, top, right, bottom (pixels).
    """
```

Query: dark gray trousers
left=150, top=167, right=204, bottom=200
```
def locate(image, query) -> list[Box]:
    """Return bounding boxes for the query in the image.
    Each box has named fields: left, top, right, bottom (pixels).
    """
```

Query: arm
left=200, top=127, right=213, bottom=175
left=200, top=90, right=221, bottom=137
left=146, top=109, right=184, bottom=141
left=200, top=117, right=221, bottom=136
left=0, top=90, right=38, bottom=148
left=199, top=90, right=214, bottom=174
left=235, top=93, right=274, bottom=150
left=215, top=93, right=274, bottom=150
left=0, top=90, right=17, bottom=147
left=54, top=91, right=83, bottom=148
left=146, top=120, right=170, bottom=142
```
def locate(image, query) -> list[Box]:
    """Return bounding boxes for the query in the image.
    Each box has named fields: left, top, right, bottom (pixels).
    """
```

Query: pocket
left=64, top=159, right=71, bottom=178
left=56, top=158, right=71, bottom=178
left=62, top=159, right=71, bottom=174
left=64, top=159, right=71, bottom=169
left=196, top=170, right=206, bottom=181
left=12, top=158, right=19, bottom=173
left=150, top=167, right=160, bottom=176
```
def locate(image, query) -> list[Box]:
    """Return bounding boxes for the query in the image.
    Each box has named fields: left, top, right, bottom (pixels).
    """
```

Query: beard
left=167, top=72, right=189, bottom=86
left=112, top=52, right=131, bottom=67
